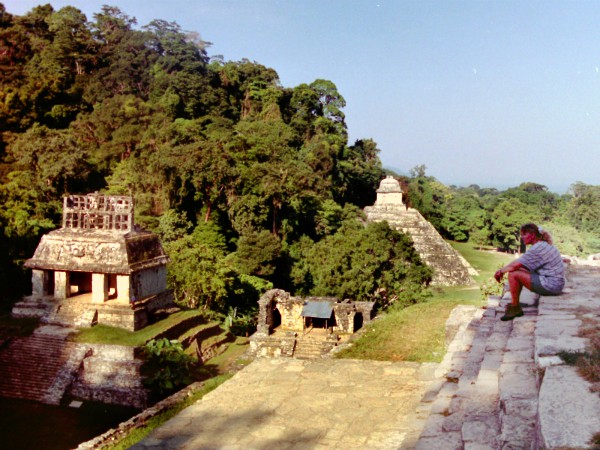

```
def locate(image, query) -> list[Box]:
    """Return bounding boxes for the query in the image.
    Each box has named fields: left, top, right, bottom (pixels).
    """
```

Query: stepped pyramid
left=364, top=176, right=476, bottom=285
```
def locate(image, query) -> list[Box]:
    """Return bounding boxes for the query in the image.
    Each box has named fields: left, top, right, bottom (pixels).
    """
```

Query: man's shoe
left=501, top=304, right=524, bottom=321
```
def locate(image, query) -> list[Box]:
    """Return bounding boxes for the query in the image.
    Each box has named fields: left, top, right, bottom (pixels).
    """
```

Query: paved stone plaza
left=131, top=358, right=437, bottom=449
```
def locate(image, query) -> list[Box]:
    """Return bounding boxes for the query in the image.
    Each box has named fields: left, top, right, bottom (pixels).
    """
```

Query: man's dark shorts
left=531, top=273, right=563, bottom=296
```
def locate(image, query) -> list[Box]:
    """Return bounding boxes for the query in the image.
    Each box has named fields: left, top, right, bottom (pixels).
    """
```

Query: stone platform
left=416, top=264, right=600, bottom=449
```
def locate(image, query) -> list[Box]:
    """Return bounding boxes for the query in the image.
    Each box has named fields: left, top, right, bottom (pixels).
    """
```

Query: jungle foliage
left=0, top=4, right=598, bottom=321
left=404, top=173, right=600, bottom=256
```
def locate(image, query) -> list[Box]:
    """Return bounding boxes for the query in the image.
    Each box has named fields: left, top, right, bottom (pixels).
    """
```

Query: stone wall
left=277, top=297, right=305, bottom=330
left=131, top=266, right=168, bottom=300
left=97, top=303, right=148, bottom=331
left=331, top=301, right=374, bottom=334
left=247, top=332, right=297, bottom=358
left=68, top=344, right=148, bottom=409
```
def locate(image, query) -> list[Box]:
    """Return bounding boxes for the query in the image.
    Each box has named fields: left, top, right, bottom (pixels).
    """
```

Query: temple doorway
left=44, top=270, right=55, bottom=297
left=270, top=307, right=281, bottom=333
left=304, top=314, right=337, bottom=330
left=353, top=312, right=364, bottom=332
left=69, top=271, right=92, bottom=297
left=108, top=274, right=118, bottom=300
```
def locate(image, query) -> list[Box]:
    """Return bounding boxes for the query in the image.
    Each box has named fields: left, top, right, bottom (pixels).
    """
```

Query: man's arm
left=494, top=260, right=525, bottom=282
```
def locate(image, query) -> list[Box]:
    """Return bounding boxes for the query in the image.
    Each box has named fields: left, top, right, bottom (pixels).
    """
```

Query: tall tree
left=335, top=138, right=384, bottom=207
left=565, top=182, right=600, bottom=234
left=490, top=199, right=537, bottom=252
left=291, top=221, right=431, bottom=308
left=145, top=19, right=211, bottom=118
left=86, top=6, right=155, bottom=103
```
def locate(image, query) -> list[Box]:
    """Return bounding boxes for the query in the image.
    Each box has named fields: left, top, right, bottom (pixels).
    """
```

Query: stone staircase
left=11, top=295, right=54, bottom=320
left=43, top=298, right=98, bottom=328
left=414, top=302, right=538, bottom=448
left=411, top=264, right=600, bottom=449
left=0, top=326, right=81, bottom=404
left=292, top=333, right=338, bottom=359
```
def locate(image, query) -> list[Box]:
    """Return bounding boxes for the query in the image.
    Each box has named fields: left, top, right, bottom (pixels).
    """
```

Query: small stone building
left=364, top=176, right=477, bottom=285
left=248, top=289, right=375, bottom=358
left=15, top=193, right=173, bottom=330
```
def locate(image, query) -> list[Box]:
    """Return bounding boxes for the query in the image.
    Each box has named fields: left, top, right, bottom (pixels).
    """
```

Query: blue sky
left=4, top=0, right=600, bottom=193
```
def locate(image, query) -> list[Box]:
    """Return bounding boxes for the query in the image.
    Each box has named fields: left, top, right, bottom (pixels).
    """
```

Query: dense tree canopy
left=0, top=4, right=391, bottom=313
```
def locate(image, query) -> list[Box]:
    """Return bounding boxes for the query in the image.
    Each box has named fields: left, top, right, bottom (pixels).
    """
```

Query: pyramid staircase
left=364, top=204, right=476, bottom=286
left=0, top=327, right=85, bottom=404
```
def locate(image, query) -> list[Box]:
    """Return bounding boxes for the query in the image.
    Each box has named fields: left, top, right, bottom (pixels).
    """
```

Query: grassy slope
left=336, top=242, right=514, bottom=362
left=70, top=310, right=206, bottom=346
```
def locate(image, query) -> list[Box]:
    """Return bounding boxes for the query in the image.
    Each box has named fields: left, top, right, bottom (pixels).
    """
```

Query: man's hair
left=520, top=223, right=553, bottom=244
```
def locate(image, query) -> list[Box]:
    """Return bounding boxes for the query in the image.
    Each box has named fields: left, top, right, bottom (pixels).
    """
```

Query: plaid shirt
left=518, top=241, right=565, bottom=293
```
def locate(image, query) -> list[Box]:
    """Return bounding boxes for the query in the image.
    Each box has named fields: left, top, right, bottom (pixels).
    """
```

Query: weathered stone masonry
left=365, top=176, right=477, bottom=286
left=249, top=289, right=375, bottom=358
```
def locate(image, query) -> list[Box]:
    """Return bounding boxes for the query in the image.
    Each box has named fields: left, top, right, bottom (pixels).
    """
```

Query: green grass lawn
left=70, top=310, right=207, bottom=346
left=450, top=241, right=515, bottom=283
left=336, top=242, right=514, bottom=362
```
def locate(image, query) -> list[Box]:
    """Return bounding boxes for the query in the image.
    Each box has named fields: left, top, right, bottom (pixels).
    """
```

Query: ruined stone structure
left=364, top=176, right=477, bottom=286
left=69, top=344, right=148, bottom=408
left=14, top=193, right=173, bottom=331
left=248, top=289, right=375, bottom=358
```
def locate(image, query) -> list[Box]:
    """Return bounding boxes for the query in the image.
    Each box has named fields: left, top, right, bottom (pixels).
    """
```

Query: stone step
left=415, top=306, right=490, bottom=448
left=0, top=334, right=78, bottom=403
left=413, top=294, right=543, bottom=449
left=497, top=314, right=539, bottom=449
left=292, top=338, right=337, bottom=359
left=11, top=296, right=53, bottom=319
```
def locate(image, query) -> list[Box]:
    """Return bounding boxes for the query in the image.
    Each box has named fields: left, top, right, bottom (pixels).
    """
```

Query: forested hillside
left=1, top=4, right=598, bottom=323
left=406, top=173, right=600, bottom=258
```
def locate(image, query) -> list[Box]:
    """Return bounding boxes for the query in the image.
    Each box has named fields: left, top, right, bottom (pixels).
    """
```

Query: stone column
left=55, top=271, right=69, bottom=299
left=92, top=273, right=108, bottom=303
left=116, top=275, right=130, bottom=304
left=31, top=270, right=44, bottom=297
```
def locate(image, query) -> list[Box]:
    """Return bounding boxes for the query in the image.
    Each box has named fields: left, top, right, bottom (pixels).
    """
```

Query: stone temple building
left=364, top=176, right=477, bottom=286
left=248, top=289, right=375, bottom=359
left=13, top=193, right=173, bottom=331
